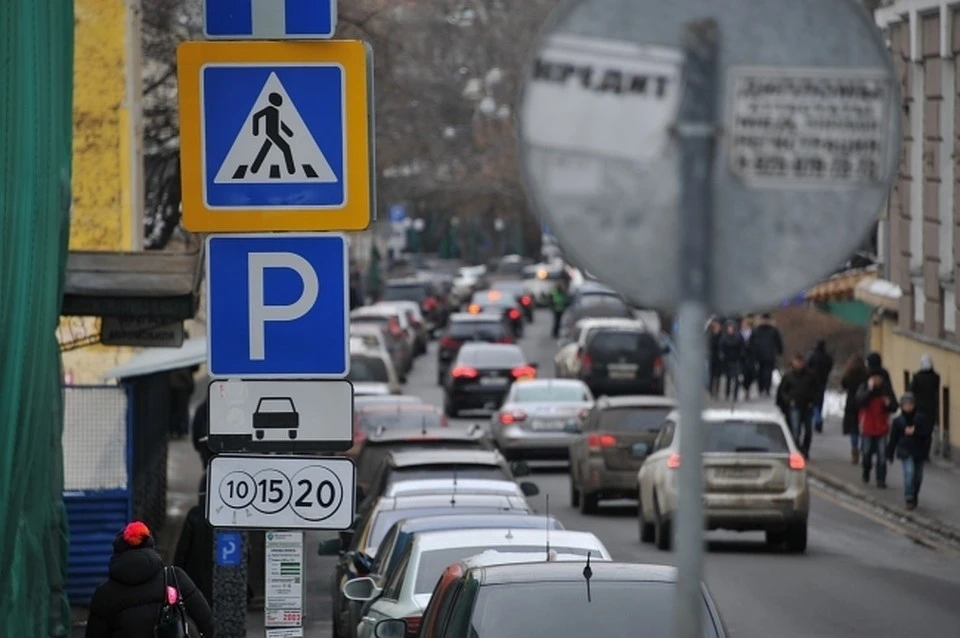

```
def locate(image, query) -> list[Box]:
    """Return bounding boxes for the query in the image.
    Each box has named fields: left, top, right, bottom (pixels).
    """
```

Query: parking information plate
left=206, top=455, right=355, bottom=530
left=208, top=379, right=354, bottom=453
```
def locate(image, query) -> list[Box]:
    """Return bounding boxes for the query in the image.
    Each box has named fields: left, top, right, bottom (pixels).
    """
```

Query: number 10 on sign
left=207, top=455, right=355, bottom=530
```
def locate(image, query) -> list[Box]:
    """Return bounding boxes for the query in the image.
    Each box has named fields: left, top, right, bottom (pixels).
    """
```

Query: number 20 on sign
left=207, top=455, right=355, bottom=530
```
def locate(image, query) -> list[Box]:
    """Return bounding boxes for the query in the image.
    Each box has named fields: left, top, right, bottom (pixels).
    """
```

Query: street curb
left=807, top=465, right=960, bottom=546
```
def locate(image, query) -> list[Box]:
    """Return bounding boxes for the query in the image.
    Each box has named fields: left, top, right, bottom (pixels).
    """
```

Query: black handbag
left=154, top=566, right=190, bottom=638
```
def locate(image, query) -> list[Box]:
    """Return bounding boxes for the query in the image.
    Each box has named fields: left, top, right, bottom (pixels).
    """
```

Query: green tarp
left=0, top=0, right=74, bottom=634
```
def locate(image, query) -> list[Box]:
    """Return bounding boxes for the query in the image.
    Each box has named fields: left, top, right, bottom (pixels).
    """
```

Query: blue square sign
left=201, top=64, right=346, bottom=210
left=206, top=233, right=349, bottom=378
left=204, top=0, right=337, bottom=40
left=215, top=531, right=243, bottom=567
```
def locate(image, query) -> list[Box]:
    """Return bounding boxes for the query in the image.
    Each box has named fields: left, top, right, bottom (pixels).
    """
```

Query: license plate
left=479, top=376, right=506, bottom=386
left=609, top=370, right=636, bottom=380
left=714, top=467, right=761, bottom=479
left=531, top=419, right=563, bottom=430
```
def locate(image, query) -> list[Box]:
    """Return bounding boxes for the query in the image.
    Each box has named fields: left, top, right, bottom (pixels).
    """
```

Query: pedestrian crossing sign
left=177, top=41, right=372, bottom=232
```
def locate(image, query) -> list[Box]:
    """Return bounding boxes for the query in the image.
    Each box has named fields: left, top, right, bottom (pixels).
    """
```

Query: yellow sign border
left=177, top=40, right=371, bottom=232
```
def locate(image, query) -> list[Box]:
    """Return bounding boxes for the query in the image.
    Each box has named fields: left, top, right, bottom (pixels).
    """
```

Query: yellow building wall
left=872, top=317, right=960, bottom=451
left=62, top=0, right=143, bottom=383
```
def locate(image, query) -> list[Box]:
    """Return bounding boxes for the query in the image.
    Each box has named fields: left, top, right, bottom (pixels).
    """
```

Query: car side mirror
left=317, top=538, right=342, bottom=556
left=511, top=461, right=531, bottom=477
left=342, top=576, right=381, bottom=602
left=375, top=618, right=408, bottom=638
left=520, top=481, right=540, bottom=497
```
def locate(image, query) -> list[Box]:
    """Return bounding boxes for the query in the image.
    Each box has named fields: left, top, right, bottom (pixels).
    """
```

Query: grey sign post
left=518, top=1, right=899, bottom=636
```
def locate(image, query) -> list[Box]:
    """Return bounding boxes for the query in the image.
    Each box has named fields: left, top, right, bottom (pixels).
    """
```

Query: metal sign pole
left=212, top=529, right=249, bottom=638
left=673, top=19, right=718, bottom=638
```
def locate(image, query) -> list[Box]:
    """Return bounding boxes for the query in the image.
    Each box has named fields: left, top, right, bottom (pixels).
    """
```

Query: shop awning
left=804, top=266, right=878, bottom=303
left=854, top=276, right=902, bottom=312
left=103, top=336, right=206, bottom=380
left=61, top=247, right=203, bottom=321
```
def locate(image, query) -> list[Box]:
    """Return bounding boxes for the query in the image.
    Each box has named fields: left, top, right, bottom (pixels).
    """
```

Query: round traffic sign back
left=518, top=0, right=899, bottom=313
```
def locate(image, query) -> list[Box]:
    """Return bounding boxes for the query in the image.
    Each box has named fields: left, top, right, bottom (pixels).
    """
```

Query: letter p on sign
left=248, top=252, right=319, bottom=360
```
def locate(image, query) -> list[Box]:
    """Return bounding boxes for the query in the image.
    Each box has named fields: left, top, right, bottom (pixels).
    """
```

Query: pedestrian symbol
left=215, top=72, right=337, bottom=184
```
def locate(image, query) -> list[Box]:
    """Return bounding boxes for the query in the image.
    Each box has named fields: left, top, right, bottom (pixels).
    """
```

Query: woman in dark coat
left=86, top=521, right=215, bottom=638
left=841, top=354, right=869, bottom=465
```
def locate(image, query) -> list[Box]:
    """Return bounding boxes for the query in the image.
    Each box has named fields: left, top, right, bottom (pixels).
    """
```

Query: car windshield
left=367, top=507, right=524, bottom=552
left=414, top=546, right=593, bottom=593
left=513, top=383, right=589, bottom=403
left=352, top=316, right=389, bottom=328
left=588, top=331, right=656, bottom=354
left=358, top=410, right=443, bottom=434
left=383, top=284, right=428, bottom=302
left=388, top=465, right=507, bottom=483
left=599, top=407, right=673, bottom=432
left=256, top=398, right=295, bottom=413
left=351, top=334, right=382, bottom=350
left=448, top=321, right=505, bottom=340
left=469, top=582, right=719, bottom=638
left=348, top=357, right=389, bottom=383
left=706, top=420, right=790, bottom=453
left=458, top=347, right=525, bottom=368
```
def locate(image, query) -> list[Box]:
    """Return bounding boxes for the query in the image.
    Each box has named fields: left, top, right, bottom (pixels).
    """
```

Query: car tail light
left=440, top=336, right=459, bottom=349
left=789, top=452, right=806, bottom=470
left=388, top=318, right=403, bottom=337
left=579, top=352, right=593, bottom=374
left=452, top=366, right=479, bottom=379
left=667, top=453, right=681, bottom=469
left=423, top=297, right=437, bottom=311
left=468, top=303, right=481, bottom=314
left=498, top=336, right=514, bottom=344
left=499, top=410, right=527, bottom=425
left=587, top=433, right=617, bottom=451
left=403, top=616, right=422, bottom=636
left=511, top=365, right=537, bottom=379
left=653, top=356, right=664, bottom=376
left=508, top=308, right=521, bottom=320
left=521, top=295, right=532, bottom=306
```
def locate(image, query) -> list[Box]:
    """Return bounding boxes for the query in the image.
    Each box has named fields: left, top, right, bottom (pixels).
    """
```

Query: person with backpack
left=86, top=521, right=215, bottom=638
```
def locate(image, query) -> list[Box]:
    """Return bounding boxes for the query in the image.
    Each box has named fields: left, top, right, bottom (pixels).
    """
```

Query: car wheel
left=785, top=522, right=808, bottom=554
left=653, top=493, right=672, bottom=551
left=570, top=474, right=580, bottom=508
left=638, top=488, right=655, bottom=543
left=579, top=490, right=598, bottom=515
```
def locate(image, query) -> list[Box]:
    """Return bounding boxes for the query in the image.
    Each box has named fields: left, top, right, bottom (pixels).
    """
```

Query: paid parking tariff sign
left=177, top=41, right=372, bottom=232
left=206, top=233, right=349, bottom=378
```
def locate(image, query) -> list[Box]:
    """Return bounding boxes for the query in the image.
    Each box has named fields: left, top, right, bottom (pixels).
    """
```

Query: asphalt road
left=317, top=309, right=960, bottom=638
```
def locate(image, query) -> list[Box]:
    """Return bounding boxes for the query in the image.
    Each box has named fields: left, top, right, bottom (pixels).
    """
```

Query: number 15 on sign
left=207, top=455, right=355, bottom=530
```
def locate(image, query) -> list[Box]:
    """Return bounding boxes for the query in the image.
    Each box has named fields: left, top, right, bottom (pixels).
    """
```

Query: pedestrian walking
left=856, top=364, right=899, bottom=489
left=718, top=320, right=746, bottom=402
left=707, top=318, right=724, bottom=398
left=85, top=521, right=215, bottom=638
left=806, top=340, right=834, bottom=434
left=174, top=482, right=214, bottom=603
left=748, top=313, right=784, bottom=397
left=550, top=281, right=568, bottom=339
left=740, top=317, right=757, bottom=399
left=776, top=354, right=817, bottom=458
left=886, top=392, right=933, bottom=510
left=840, top=353, right=869, bottom=465
left=909, top=354, right=941, bottom=457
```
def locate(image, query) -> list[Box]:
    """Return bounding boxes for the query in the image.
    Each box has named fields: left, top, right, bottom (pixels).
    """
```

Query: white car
left=343, top=528, right=612, bottom=638
left=349, top=345, right=403, bottom=396
left=376, top=300, right=429, bottom=355
left=637, top=407, right=810, bottom=553
left=554, top=317, right=646, bottom=377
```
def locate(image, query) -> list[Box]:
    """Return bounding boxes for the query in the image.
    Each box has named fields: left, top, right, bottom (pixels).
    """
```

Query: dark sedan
left=467, top=290, right=524, bottom=338
left=442, top=343, right=537, bottom=417
left=436, top=313, right=514, bottom=384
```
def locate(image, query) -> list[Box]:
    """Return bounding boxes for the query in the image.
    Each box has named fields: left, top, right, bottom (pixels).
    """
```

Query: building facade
left=865, top=0, right=960, bottom=456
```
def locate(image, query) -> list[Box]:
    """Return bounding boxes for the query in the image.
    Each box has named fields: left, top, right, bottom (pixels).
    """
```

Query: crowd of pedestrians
left=707, top=313, right=784, bottom=402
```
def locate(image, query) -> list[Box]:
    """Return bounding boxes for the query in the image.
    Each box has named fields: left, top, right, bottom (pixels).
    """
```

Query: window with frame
left=380, top=546, right=412, bottom=600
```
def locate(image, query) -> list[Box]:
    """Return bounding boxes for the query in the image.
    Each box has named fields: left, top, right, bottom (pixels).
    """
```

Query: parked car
left=382, top=277, right=449, bottom=328
left=442, top=343, right=537, bottom=417
left=389, top=561, right=727, bottom=638
left=466, top=290, right=525, bottom=337
left=490, top=379, right=594, bottom=461
left=554, top=317, right=645, bottom=378
left=344, top=403, right=448, bottom=457
left=637, top=408, right=810, bottom=553
left=575, top=327, right=667, bottom=397
left=436, top=313, right=514, bottom=384
left=569, top=395, right=677, bottom=514
left=344, top=529, right=611, bottom=638
left=348, top=349, right=403, bottom=396
left=376, top=300, right=429, bottom=355
left=350, top=312, right=413, bottom=377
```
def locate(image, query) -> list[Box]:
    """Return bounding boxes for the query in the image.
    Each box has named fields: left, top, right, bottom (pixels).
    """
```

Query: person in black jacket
left=776, top=354, right=817, bottom=457
left=806, top=340, right=834, bottom=434
left=886, top=392, right=933, bottom=509
left=174, top=482, right=214, bottom=603
left=840, top=353, right=869, bottom=465
left=86, top=521, right=214, bottom=638
left=909, top=354, right=941, bottom=458
left=718, top=320, right=746, bottom=402
left=707, top=318, right=724, bottom=398
left=749, top=314, right=784, bottom=397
